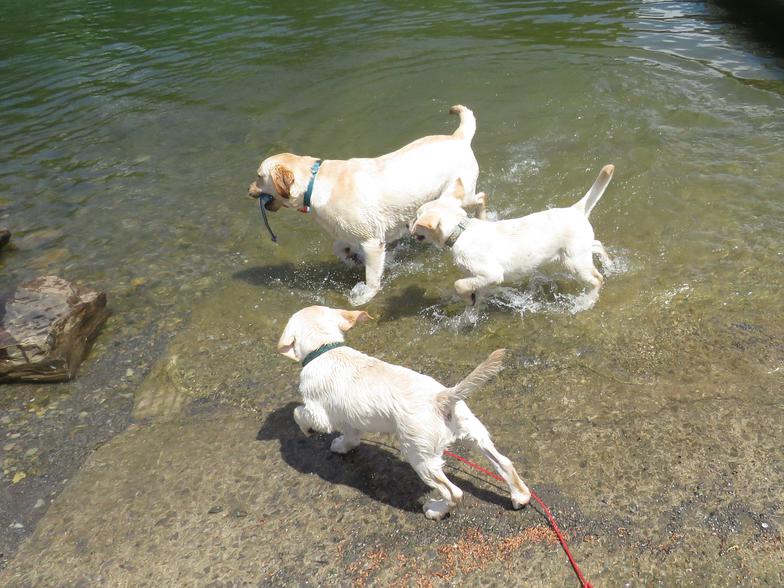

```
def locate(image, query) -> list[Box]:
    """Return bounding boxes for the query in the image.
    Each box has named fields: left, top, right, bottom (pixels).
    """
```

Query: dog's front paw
left=423, top=499, right=451, bottom=521
left=348, top=282, right=377, bottom=306
left=293, top=406, right=314, bottom=436
left=330, top=435, right=360, bottom=454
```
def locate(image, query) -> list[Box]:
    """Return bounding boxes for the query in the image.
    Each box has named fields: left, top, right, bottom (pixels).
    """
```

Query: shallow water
left=1, top=0, right=783, bottom=582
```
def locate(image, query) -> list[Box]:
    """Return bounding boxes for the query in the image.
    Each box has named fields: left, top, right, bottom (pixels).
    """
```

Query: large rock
left=0, top=276, right=108, bottom=382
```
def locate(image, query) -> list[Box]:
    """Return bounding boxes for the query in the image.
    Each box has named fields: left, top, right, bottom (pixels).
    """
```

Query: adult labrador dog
left=248, top=106, right=485, bottom=306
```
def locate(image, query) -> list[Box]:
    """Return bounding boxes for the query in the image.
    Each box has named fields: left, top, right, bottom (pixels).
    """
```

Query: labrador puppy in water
left=249, top=106, right=486, bottom=306
left=410, top=165, right=615, bottom=308
left=277, top=305, right=531, bottom=519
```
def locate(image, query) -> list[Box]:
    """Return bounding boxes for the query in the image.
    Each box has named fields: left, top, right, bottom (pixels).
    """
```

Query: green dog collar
left=301, top=341, right=346, bottom=368
left=444, top=219, right=469, bottom=248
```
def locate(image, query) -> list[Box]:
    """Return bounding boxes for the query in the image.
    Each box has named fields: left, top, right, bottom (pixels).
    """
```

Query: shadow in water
left=233, top=260, right=359, bottom=292
left=257, top=402, right=512, bottom=513
left=378, top=285, right=446, bottom=322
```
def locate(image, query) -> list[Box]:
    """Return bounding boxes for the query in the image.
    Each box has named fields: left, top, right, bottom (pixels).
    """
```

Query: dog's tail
left=449, top=105, right=476, bottom=143
left=572, top=164, right=614, bottom=218
left=437, top=349, right=506, bottom=414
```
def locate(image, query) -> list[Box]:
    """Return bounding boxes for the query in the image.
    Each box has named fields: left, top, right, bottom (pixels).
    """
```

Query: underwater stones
left=0, top=228, right=9, bottom=249
left=0, top=275, right=108, bottom=382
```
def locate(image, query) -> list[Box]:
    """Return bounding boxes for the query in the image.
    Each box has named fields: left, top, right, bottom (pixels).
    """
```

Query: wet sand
left=2, top=278, right=781, bottom=586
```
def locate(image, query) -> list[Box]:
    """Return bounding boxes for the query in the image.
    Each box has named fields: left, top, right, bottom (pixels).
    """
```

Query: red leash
left=444, top=450, right=594, bottom=588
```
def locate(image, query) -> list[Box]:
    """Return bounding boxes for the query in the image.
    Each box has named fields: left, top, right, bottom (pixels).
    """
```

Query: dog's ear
left=271, top=165, right=295, bottom=199
left=451, top=178, right=465, bottom=201
left=337, top=310, right=373, bottom=331
left=413, top=213, right=441, bottom=233
left=277, top=334, right=298, bottom=361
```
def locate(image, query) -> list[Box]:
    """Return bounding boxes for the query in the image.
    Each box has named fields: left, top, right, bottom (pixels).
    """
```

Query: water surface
left=1, top=1, right=782, bottom=582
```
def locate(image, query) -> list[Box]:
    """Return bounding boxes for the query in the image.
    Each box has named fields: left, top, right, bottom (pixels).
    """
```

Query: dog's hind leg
left=580, top=265, right=604, bottom=307
left=330, top=428, right=361, bottom=454
left=592, top=240, right=611, bottom=269
left=566, top=250, right=604, bottom=308
left=459, top=158, right=484, bottom=219
left=451, top=401, right=531, bottom=509
left=408, top=454, right=464, bottom=520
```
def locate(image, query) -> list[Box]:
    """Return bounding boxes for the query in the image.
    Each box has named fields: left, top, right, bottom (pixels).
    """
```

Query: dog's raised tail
left=450, top=105, right=476, bottom=143
left=437, top=349, right=506, bottom=413
left=573, top=164, right=614, bottom=217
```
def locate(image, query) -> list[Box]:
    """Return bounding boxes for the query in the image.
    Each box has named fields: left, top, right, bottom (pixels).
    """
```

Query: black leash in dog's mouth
left=258, top=194, right=278, bottom=243
left=257, top=160, right=321, bottom=244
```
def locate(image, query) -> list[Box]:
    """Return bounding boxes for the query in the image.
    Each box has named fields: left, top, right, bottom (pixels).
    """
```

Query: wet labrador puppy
left=249, top=106, right=485, bottom=306
left=411, top=165, right=615, bottom=308
left=277, top=305, right=531, bottom=520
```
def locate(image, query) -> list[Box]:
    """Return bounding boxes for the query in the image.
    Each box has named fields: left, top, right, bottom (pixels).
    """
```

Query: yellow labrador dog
left=249, top=106, right=485, bottom=306
left=277, top=305, right=531, bottom=520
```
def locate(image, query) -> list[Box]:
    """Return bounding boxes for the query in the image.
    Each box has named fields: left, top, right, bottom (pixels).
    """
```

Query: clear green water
left=2, top=0, right=783, bottom=375
left=1, top=1, right=783, bottom=582
left=2, top=0, right=783, bottom=432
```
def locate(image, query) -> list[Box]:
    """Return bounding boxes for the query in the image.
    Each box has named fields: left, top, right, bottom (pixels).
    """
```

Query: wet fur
left=277, top=305, right=531, bottom=519
left=249, top=106, right=485, bottom=306
left=411, top=165, right=615, bottom=308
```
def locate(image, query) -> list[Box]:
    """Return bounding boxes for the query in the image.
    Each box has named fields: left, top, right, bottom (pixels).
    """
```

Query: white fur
left=277, top=305, right=531, bottom=519
left=249, top=106, right=485, bottom=306
left=411, top=165, right=615, bottom=308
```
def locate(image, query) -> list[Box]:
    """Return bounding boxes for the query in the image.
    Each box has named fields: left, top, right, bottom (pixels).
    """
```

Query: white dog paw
left=423, top=499, right=451, bottom=520
left=330, top=435, right=359, bottom=454
left=511, top=489, right=531, bottom=510
left=293, top=406, right=314, bottom=436
left=348, top=282, right=377, bottom=306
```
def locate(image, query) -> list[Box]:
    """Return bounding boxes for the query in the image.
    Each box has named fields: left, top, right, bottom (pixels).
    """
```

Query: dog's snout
left=248, top=182, right=262, bottom=199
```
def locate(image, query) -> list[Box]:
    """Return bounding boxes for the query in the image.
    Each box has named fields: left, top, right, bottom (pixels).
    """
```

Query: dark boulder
left=0, top=228, right=9, bottom=250
left=0, top=276, right=108, bottom=382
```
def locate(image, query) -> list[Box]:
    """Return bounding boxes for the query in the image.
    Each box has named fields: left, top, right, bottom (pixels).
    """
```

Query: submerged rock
left=0, top=228, right=9, bottom=250
left=0, top=275, right=108, bottom=382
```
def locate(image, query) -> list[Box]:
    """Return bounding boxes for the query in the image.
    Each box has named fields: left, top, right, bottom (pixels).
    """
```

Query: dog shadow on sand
left=257, top=402, right=513, bottom=514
